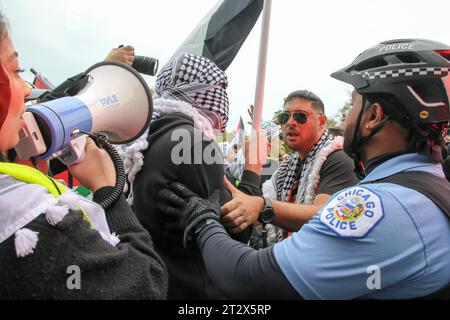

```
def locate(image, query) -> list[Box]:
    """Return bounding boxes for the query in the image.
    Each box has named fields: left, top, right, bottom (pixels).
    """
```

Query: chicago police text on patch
left=320, top=187, right=384, bottom=238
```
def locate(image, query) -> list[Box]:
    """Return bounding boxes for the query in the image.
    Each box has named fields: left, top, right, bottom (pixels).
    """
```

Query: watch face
left=260, top=208, right=274, bottom=224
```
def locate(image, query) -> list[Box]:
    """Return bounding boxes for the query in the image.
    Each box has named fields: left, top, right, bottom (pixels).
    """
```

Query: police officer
left=158, top=38, right=450, bottom=299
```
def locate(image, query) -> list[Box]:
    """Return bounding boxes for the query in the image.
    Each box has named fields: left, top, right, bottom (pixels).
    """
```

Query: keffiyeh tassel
left=15, top=228, right=39, bottom=258
left=45, top=205, right=69, bottom=226
left=100, top=231, right=120, bottom=247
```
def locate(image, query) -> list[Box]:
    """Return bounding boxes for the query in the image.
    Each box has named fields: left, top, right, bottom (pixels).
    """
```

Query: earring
left=365, top=124, right=370, bottom=129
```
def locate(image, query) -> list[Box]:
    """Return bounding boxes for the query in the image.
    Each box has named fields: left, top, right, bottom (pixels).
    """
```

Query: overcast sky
left=1, top=0, right=450, bottom=131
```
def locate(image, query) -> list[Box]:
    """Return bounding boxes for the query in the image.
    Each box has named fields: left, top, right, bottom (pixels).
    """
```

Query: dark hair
left=284, top=90, right=325, bottom=114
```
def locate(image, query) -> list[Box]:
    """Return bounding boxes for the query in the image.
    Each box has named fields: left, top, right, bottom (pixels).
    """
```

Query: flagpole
left=252, top=0, right=272, bottom=130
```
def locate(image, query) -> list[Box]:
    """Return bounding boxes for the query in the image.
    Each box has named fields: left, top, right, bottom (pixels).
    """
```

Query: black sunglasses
left=277, top=111, right=318, bottom=125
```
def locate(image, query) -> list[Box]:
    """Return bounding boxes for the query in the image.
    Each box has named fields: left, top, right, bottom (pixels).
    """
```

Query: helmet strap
left=349, top=96, right=367, bottom=178
left=356, top=115, right=391, bottom=148
left=349, top=96, right=391, bottom=178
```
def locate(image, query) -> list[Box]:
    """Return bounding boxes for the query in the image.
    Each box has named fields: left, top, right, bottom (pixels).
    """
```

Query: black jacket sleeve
left=238, top=170, right=262, bottom=196
left=195, top=221, right=301, bottom=300
left=231, top=170, right=262, bottom=242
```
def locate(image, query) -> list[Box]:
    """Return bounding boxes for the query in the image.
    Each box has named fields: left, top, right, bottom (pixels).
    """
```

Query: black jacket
left=133, top=113, right=261, bottom=299
left=0, top=187, right=168, bottom=300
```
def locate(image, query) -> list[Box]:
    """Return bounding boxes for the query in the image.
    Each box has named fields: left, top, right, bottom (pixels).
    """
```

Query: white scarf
left=0, top=173, right=119, bottom=258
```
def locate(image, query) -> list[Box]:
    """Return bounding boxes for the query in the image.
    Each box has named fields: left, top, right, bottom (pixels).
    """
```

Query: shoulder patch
left=319, top=186, right=384, bottom=238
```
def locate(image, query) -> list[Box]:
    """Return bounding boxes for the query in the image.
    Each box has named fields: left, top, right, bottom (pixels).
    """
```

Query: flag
left=171, top=0, right=264, bottom=71
left=230, top=116, right=245, bottom=148
left=237, top=115, right=245, bottom=132
left=31, top=68, right=55, bottom=90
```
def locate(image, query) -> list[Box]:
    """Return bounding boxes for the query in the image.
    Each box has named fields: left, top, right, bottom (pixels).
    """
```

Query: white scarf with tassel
left=0, top=174, right=119, bottom=258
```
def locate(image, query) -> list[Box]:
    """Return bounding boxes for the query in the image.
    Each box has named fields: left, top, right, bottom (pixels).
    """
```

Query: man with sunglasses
left=221, top=90, right=358, bottom=242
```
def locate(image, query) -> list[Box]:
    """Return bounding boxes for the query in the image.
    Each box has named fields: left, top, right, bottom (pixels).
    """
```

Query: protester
left=119, top=53, right=261, bottom=299
left=0, top=12, right=168, bottom=299
left=222, top=120, right=282, bottom=248
left=222, top=90, right=358, bottom=241
left=158, top=38, right=450, bottom=299
left=260, top=121, right=282, bottom=184
left=226, top=120, right=282, bottom=186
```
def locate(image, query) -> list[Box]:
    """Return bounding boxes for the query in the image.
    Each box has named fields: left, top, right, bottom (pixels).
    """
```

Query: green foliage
left=328, top=91, right=353, bottom=128
left=326, top=117, right=339, bottom=129
left=337, top=95, right=353, bottom=125
left=272, top=109, right=283, bottom=126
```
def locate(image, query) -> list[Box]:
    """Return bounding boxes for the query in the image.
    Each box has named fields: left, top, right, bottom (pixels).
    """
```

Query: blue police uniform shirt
left=274, top=153, right=450, bottom=299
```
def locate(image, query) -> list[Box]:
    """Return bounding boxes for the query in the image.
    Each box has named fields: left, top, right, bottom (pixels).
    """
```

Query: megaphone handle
left=57, top=133, right=125, bottom=209
left=88, top=133, right=126, bottom=210
left=73, top=135, right=87, bottom=164
left=57, top=135, right=87, bottom=166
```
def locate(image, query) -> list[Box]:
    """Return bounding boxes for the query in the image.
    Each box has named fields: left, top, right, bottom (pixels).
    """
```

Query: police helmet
left=331, top=39, right=450, bottom=126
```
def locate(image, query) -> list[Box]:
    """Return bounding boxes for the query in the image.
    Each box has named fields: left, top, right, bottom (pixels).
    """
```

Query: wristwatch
left=259, top=197, right=275, bottom=224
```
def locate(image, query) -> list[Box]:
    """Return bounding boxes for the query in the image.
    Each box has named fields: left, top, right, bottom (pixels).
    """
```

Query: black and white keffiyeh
left=116, top=53, right=230, bottom=204
left=261, top=130, right=344, bottom=244
left=275, top=130, right=333, bottom=203
left=155, top=53, right=229, bottom=133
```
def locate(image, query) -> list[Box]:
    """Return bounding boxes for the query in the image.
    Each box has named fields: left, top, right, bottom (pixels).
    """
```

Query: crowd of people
left=1, top=9, right=450, bottom=300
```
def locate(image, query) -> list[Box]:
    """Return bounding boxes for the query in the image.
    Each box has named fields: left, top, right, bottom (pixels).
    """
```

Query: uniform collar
left=362, top=153, right=440, bottom=182
left=364, top=152, right=409, bottom=175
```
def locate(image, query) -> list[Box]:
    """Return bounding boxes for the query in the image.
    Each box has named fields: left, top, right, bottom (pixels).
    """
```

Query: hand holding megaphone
left=68, top=137, right=116, bottom=192
left=14, top=61, right=152, bottom=208
left=15, top=61, right=153, bottom=165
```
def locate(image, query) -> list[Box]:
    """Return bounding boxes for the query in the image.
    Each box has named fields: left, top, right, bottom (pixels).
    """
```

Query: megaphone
left=15, top=61, right=153, bottom=165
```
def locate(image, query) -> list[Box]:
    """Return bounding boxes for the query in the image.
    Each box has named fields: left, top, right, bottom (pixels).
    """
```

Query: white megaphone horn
left=15, top=61, right=153, bottom=165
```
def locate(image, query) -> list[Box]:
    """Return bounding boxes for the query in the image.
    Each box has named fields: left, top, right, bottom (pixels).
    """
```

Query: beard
left=343, top=121, right=356, bottom=157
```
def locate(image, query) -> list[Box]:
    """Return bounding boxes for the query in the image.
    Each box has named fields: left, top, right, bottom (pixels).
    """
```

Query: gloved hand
left=157, top=182, right=221, bottom=248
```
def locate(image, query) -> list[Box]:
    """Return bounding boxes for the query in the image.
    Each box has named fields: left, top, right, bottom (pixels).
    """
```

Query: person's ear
left=319, top=114, right=327, bottom=129
left=365, top=103, right=384, bottom=130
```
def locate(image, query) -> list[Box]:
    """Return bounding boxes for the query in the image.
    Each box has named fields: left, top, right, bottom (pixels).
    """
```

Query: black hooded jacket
left=133, top=113, right=261, bottom=299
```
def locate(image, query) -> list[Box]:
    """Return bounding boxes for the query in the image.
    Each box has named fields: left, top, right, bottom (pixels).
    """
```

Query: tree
left=326, top=117, right=339, bottom=129
left=324, top=91, right=353, bottom=128
left=337, top=95, right=352, bottom=126
left=272, top=109, right=283, bottom=125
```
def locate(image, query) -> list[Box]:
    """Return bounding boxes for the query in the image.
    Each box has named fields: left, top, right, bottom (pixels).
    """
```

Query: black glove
left=157, top=182, right=221, bottom=248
